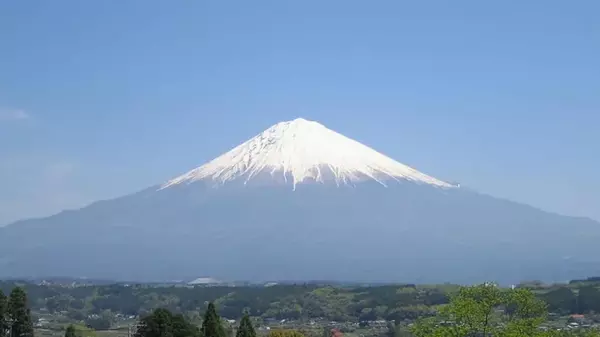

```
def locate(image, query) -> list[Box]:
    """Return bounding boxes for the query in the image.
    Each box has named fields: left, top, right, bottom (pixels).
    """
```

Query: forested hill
left=1, top=279, right=600, bottom=322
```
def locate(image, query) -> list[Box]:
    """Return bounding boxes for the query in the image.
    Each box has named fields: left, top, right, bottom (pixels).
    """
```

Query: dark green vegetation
left=64, top=325, right=76, bottom=337
left=3, top=280, right=600, bottom=322
left=409, top=284, right=600, bottom=337
left=236, top=314, right=256, bottom=337
left=135, top=308, right=201, bottom=337
left=1, top=281, right=453, bottom=322
left=0, top=286, right=34, bottom=337
left=412, top=284, right=548, bottom=336
left=201, top=303, right=226, bottom=337
left=2, top=279, right=600, bottom=336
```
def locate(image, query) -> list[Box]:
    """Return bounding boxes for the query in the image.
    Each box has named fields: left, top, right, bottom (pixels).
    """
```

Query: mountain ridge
left=1, top=118, right=599, bottom=284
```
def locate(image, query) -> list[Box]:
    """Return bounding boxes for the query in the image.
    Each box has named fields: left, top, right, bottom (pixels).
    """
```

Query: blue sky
left=0, top=0, right=598, bottom=225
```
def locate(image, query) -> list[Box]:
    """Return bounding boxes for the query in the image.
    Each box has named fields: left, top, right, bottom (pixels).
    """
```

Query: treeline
left=134, top=302, right=303, bottom=337
left=89, top=285, right=600, bottom=337
left=409, top=284, right=600, bottom=337
left=4, top=284, right=600, bottom=337
left=0, top=282, right=451, bottom=322
left=2, top=280, right=600, bottom=322
left=543, top=286, right=600, bottom=314
left=1, top=287, right=34, bottom=337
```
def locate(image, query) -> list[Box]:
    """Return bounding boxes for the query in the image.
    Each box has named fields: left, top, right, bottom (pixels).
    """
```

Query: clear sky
left=0, top=0, right=598, bottom=225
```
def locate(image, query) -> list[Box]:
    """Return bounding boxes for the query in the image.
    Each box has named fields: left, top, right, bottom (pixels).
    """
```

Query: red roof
left=330, top=329, right=343, bottom=337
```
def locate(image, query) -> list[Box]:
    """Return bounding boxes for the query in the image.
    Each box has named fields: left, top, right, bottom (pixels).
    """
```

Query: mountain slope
left=162, top=118, right=454, bottom=189
left=0, top=118, right=598, bottom=284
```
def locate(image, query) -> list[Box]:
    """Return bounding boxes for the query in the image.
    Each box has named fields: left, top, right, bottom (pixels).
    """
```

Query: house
left=569, top=314, right=585, bottom=323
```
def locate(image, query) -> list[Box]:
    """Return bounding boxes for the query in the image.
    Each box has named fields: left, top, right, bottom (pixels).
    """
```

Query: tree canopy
left=65, top=325, right=77, bottom=337
left=8, top=287, right=34, bottom=337
left=135, top=308, right=201, bottom=337
left=412, top=284, right=547, bottom=337
left=235, top=314, right=255, bottom=337
left=201, top=303, right=225, bottom=337
left=0, top=290, right=8, bottom=337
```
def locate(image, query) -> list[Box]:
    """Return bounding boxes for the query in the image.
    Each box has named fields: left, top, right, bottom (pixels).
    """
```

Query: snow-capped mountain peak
left=161, top=118, right=455, bottom=189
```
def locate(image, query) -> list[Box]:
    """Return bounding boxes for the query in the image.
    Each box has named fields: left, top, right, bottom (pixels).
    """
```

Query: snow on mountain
left=161, top=118, right=455, bottom=189
left=2, top=118, right=600, bottom=284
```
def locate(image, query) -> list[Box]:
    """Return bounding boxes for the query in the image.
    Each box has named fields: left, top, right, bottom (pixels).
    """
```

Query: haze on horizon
left=0, top=0, right=599, bottom=226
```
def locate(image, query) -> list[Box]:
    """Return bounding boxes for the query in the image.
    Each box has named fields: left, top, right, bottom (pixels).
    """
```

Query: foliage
left=542, top=287, right=578, bottom=315
left=0, top=290, right=7, bottom=337
left=412, top=284, right=547, bottom=337
left=8, top=287, right=34, bottom=337
left=3, top=280, right=600, bottom=334
left=577, top=286, right=600, bottom=313
left=0, top=281, right=453, bottom=322
left=235, top=314, right=255, bottom=337
left=202, top=303, right=225, bottom=337
left=65, top=325, right=77, bottom=337
left=135, top=308, right=201, bottom=337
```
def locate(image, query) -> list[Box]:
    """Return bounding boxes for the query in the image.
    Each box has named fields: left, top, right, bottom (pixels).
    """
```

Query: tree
left=65, top=325, right=77, bottom=337
left=8, top=287, right=33, bottom=337
left=577, top=286, right=600, bottom=313
left=542, top=287, right=577, bottom=314
left=202, top=303, right=225, bottom=337
left=412, top=284, right=547, bottom=337
left=1, top=290, right=7, bottom=337
left=172, top=313, right=201, bottom=337
left=135, top=308, right=200, bottom=337
left=235, top=314, right=255, bottom=337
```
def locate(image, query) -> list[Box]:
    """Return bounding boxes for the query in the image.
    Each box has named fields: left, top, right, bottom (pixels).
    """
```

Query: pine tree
left=65, top=325, right=77, bottom=337
left=8, top=287, right=33, bottom=337
left=135, top=308, right=174, bottom=337
left=135, top=308, right=200, bottom=337
left=235, top=314, right=255, bottom=337
left=201, top=303, right=225, bottom=337
left=0, top=290, right=7, bottom=337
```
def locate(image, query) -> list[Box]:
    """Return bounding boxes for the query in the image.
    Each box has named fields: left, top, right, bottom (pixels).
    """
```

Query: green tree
left=577, top=286, right=600, bottom=313
left=171, top=313, right=201, bottom=337
left=8, top=287, right=34, bottom=337
left=412, top=284, right=546, bottom=337
left=202, top=303, right=225, bottom=337
left=235, top=314, right=255, bottom=337
left=65, top=325, right=77, bottom=337
left=542, top=287, right=577, bottom=314
left=135, top=308, right=200, bottom=337
left=1, top=290, right=8, bottom=337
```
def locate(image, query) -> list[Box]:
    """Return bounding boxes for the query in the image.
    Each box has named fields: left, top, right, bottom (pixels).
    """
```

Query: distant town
left=2, top=276, right=600, bottom=337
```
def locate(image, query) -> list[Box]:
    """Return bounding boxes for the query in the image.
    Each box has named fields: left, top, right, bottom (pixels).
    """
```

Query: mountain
left=162, top=118, right=454, bottom=189
left=1, top=118, right=599, bottom=284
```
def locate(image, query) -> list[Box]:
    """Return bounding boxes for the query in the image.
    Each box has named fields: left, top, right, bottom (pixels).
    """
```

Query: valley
left=3, top=278, right=600, bottom=337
